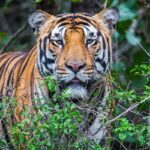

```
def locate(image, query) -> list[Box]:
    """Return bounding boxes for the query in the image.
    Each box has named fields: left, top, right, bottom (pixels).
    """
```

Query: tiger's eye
left=87, top=39, right=95, bottom=45
left=55, top=40, right=63, bottom=45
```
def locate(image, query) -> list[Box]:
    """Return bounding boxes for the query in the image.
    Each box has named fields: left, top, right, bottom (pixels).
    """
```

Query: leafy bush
left=109, top=64, right=150, bottom=149
left=4, top=76, right=103, bottom=150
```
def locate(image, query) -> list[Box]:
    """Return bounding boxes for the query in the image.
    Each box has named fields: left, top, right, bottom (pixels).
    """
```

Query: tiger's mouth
left=59, top=77, right=93, bottom=100
left=60, top=77, right=92, bottom=89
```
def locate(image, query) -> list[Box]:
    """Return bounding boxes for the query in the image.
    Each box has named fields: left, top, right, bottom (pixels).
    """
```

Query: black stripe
left=48, top=49, right=56, bottom=57
left=39, top=38, right=55, bottom=76
left=11, top=61, right=21, bottom=87
left=37, top=61, right=45, bottom=77
left=58, top=21, right=90, bottom=28
left=51, top=41, right=58, bottom=47
left=58, top=20, right=90, bottom=26
left=45, top=67, right=53, bottom=74
left=56, top=13, right=92, bottom=18
left=46, top=58, right=55, bottom=64
left=106, top=36, right=111, bottom=62
left=92, top=40, right=98, bottom=46
left=0, top=64, right=6, bottom=79
left=96, top=58, right=107, bottom=70
left=0, top=81, right=5, bottom=94
left=19, top=53, right=30, bottom=77
left=0, top=54, right=23, bottom=80
left=30, top=65, right=34, bottom=99
left=84, top=26, right=90, bottom=31
left=39, top=39, right=43, bottom=61
left=57, top=16, right=70, bottom=23
left=57, top=15, right=93, bottom=24
left=98, top=32, right=106, bottom=61
left=97, top=32, right=105, bottom=61
left=0, top=57, right=11, bottom=79
left=0, top=53, right=10, bottom=61
left=99, top=32, right=106, bottom=51
left=48, top=32, right=51, bottom=41
left=74, top=21, right=90, bottom=26
left=43, top=36, right=48, bottom=52
left=58, top=22, right=70, bottom=28
left=38, top=41, right=45, bottom=76
left=75, top=15, right=93, bottom=23
left=6, top=60, right=20, bottom=96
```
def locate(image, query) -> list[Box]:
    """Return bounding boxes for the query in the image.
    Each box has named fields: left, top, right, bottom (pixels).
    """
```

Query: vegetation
left=0, top=0, right=150, bottom=149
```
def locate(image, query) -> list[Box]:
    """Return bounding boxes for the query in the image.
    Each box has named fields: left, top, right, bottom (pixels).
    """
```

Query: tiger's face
left=28, top=9, right=119, bottom=100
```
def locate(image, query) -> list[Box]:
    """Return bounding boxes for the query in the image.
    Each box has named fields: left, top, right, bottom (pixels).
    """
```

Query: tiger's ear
left=94, top=8, right=119, bottom=32
left=28, top=10, right=54, bottom=37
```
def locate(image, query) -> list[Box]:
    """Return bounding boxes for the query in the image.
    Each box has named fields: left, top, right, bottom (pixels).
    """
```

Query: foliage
left=108, top=64, right=150, bottom=149
left=113, top=118, right=148, bottom=145
left=1, top=77, right=102, bottom=150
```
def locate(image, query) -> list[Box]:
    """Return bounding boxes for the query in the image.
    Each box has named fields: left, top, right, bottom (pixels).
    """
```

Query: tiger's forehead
left=45, top=13, right=99, bottom=37
left=55, top=13, right=97, bottom=27
left=50, top=20, right=98, bottom=41
left=41, top=13, right=99, bottom=33
left=40, top=12, right=104, bottom=39
left=56, top=12, right=92, bottom=18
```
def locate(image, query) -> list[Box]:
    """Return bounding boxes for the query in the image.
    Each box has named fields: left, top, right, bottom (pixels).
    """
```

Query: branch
left=0, top=22, right=28, bottom=54
left=105, top=95, right=150, bottom=125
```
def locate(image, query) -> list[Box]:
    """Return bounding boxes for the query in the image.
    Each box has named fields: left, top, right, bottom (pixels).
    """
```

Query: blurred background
left=0, top=0, right=150, bottom=149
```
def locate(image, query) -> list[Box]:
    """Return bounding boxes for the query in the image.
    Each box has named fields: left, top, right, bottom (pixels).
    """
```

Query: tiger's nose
left=66, top=61, right=85, bottom=73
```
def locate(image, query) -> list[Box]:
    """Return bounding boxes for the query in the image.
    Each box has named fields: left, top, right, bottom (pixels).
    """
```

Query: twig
left=103, top=0, right=108, bottom=8
left=0, top=22, right=28, bottom=53
left=126, top=31, right=150, bottom=58
left=118, top=104, right=143, bottom=117
left=109, top=136, right=128, bottom=150
left=105, top=95, right=150, bottom=125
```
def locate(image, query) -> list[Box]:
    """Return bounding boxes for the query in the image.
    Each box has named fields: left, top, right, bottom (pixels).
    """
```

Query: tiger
left=0, top=8, right=119, bottom=149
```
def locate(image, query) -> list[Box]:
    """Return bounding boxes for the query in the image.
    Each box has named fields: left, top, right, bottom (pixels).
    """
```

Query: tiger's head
left=28, top=8, right=119, bottom=100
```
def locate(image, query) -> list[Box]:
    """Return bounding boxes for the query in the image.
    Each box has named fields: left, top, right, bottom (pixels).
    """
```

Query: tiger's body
left=0, top=8, right=119, bottom=149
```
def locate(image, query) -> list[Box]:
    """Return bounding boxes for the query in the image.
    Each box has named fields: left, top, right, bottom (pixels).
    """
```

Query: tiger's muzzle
left=56, top=60, right=95, bottom=100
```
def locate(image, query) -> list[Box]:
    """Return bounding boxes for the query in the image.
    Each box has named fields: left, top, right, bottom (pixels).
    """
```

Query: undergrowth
left=0, top=64, right=149, bottom=149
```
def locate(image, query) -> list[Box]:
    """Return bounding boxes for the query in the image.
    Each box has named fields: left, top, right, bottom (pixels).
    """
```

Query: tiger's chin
left=59, top=79, right=92, bottom=101
left=65, top=84, right=89, bottom=100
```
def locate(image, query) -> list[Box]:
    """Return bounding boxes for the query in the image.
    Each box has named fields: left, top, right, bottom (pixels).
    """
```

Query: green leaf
left=0, top=139, right=6, bottom=146
left=111, top=0, right=119, bottom=7
left=71, top=0, right=82, bottom=3
left=118, top=4, right=136, bottom=21
left=143, top=116, right=150, bottom=120
left=0, top=32, right=9, bottom=44
left=36, top=0, right=43, bottom=3
left=138, top=136, right=146, bottom=145
left=118, top=133, right=127, bottom=141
